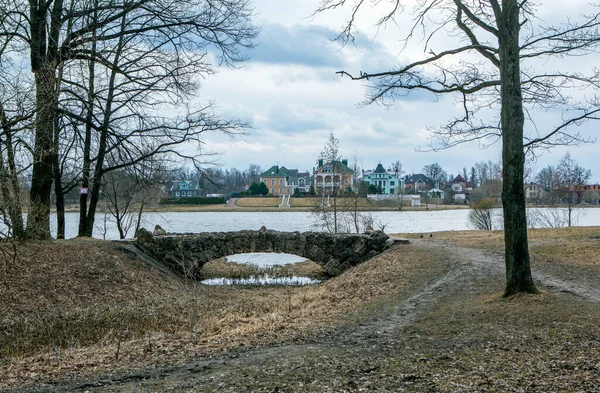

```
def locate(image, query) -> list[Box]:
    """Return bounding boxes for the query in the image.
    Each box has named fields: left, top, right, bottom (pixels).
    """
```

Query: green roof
left=260, top=165, right=289, bottom=177
left=318, top=160, right=354, bottom=174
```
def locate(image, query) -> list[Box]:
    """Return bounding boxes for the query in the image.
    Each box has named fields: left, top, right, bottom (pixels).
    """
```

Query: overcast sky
left=196, top=0, right=599, bottom=182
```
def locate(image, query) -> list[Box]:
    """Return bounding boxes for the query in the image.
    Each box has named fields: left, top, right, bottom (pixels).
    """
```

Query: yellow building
left=259, top=165, right=294, bottom=195
left=314, top=159, right=354, bottom=195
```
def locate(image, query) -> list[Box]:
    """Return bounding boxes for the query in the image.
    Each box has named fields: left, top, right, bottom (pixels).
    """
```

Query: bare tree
left=469, top=166, right=477, bottom=186
left=423, top=163, right=447, bottom=189
left=318, top=131, right=341, bottom=164
left=0, top=66, right=34, bottom=240
left=391, top=160, right=405, bottom=210
left=536, top=166, right=559, bottom=197
left=102, top=164, right=164, bottom=239
left=469, top=198, right=496, bottom=231
left=1, top=0, right=257, bottom=239
left=316, top=0, right=600, bottom=295
left=555, top=152, right=592, bottom=226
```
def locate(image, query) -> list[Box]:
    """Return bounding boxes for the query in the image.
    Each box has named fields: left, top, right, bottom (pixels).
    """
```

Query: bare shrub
left=529, top=207, right=581, bottom=229
left=469, top=199, right=496, bottom=231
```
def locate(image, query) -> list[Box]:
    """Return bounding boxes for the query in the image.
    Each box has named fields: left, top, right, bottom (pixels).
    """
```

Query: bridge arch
left=135, top=228, right=393, bottom=277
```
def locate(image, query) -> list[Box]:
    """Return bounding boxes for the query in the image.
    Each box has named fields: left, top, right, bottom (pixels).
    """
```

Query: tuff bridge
left=134, top=228, right=401, bottom=277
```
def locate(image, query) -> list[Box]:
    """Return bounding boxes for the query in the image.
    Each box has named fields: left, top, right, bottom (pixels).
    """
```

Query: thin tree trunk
left=135, top=199, right=145, bottom=234
left=83, top=10, right=125, bottom=237
left=498, top=0, right=537, bottom=296
left=78, top=3, right=97, bottom=237
left=53, top=63, right=66, bottom=239
left=568, top=191, right=573, bottom=226
left=0, top=105, right=25, bottom=239
left=53, top=161, right=65, bottom=239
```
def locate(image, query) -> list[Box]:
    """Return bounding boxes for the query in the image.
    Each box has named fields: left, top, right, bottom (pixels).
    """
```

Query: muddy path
left=14, top=240, right=600, bottom=393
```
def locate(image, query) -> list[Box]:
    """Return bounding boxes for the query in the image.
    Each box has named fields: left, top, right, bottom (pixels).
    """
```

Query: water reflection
left=201, top=275, right=320, bottom=286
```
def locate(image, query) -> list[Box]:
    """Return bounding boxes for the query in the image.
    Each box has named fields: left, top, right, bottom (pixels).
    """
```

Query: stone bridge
left=135, top=228, right=397, bottom=277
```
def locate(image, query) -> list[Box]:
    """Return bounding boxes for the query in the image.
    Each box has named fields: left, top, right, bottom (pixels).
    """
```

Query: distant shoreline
left=57, top=203, right=599, bottom=214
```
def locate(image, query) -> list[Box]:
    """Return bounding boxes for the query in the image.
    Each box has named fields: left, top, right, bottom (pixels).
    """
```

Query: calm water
left=227, top=253, right=307, bottom=267
left=201, top=276, right=321, bottom=286
left=50, top=208, right=600, bottom=240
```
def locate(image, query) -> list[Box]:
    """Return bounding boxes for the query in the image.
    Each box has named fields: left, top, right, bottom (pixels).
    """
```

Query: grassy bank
left=1, top=227, right=599, bottom=390
left=0, top=236, right=449, bottom=387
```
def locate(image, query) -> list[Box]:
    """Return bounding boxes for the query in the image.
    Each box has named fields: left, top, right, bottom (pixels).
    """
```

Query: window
left=390, top=181, right=395, bottom=186
left=188, top=191, right=192, bottom=196
left=279, top=188, right=283, bottom=194
left=271, top=179, right=275, bottom=185
left=271, top=188, right=275, bottom=193
left=279, top=179, right=283, bottom=185
left=175, top=191, right=180, bottom=197
left=344, top=178, right=348, bottom=183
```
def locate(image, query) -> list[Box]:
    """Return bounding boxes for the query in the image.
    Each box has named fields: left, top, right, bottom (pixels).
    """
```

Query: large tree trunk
left=27, top=63, right=56, bottom=240
left=498, top=0, right=537, bottom=296
left=27, top=0, right=65, bottom=240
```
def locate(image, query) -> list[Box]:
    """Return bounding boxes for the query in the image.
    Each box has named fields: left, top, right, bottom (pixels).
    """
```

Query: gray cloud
left=247, top=23, right=398, bottom=70
left=247, top=23, right=344, bottom=67
left=262, top=102, right=330, bottom=134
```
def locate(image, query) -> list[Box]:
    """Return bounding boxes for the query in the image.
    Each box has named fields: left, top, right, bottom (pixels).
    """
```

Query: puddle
left=226, top=253, right=307, bottom=267
left=201, top=275, right=321, bottom=286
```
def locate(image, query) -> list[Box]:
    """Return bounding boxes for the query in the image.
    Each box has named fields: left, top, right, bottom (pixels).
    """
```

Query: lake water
left=201, top=276, right=321, bottom=286
left=227, top=253, right=307, bottom=267
left=49, top=207, right=600, bottom=240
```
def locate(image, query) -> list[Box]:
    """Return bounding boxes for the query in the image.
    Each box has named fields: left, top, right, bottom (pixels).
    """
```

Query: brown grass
left=150, top=204, right=230, bottom=211
left=289, top=197, right=322, bottom=208
left=405, top=227, right=600, bottom=267
left=235, top=197, right=281, bottom=207
left=0, top=239, right=448, bottom=388
left=1, top=227, right=599, bottom=389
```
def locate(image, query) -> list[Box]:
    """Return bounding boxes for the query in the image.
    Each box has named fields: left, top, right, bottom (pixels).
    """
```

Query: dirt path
left=226, top=198, right=240, bottom=208
left=13, top=240, right=600, bottom=393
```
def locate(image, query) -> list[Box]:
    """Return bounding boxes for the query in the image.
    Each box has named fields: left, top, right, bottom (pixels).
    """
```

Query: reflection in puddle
left=201, top=275, right=321, bottom=286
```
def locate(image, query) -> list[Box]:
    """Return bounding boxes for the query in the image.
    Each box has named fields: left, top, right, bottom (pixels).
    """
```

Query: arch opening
left=199, top=252, right=327, bottom=286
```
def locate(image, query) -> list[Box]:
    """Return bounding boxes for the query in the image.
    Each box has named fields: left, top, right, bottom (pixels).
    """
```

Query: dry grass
left=2, top=227, right=599, bottom=390
left=0, top=239, right=447, bottom=388
left=235, top=198, right=280, bottom=207
left=406, top=227, right=600, bottom=268
left=289, top=197, right=322, bottom=208
left=150, top=204, right=230, bottom=211
left=403, top=287, right=600, bottom=392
